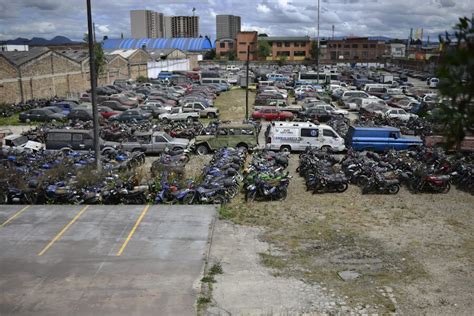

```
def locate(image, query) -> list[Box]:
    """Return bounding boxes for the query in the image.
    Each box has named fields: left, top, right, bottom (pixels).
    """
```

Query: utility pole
left=245, top=44, right=250, bottom=121
left=316, top=0, right=320, bottom=84
left=86, top=0, right=101, bottom=170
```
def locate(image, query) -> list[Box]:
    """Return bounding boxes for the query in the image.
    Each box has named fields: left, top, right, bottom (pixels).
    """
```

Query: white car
left=226, top=65, right=240, bottom=71
left=309, top=104, right=349, bottom=117
left=385, top=108, right=418, bottom=121
left=295, top=86, right=315, bottom=96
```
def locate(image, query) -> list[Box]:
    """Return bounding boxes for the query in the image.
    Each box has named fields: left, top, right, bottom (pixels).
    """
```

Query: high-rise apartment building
left=130, top=10, right=164, bottom=38
left=167, top=16, right=199, bottom=38
left=216, top=15, right=241, bottom=40
left=131, top=10, right=199, bottom=38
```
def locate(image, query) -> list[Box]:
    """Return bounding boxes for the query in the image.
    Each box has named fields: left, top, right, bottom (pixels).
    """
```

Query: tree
left=204, top=49, right=216, bottom=60
left=228, top=51, right=236, bottom=61
left=277, top=55, right=287, bottom=67
left=436, top=17, right=474, bottom=150
left=83, top=33, right=106, bottom=80
left=257, top=41, right=271, bottom=60
left=310, top=41, right=319, bottom=60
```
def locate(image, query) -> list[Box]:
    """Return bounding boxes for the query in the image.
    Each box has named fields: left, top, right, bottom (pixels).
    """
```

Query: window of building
left=362, top=51, right=368, bottom=57
left=239, top=42, right=246, bottom=45
left=344, top=44, right=350, bottom=48
left=370, top=44, right=376, bottom=48
left=238, top=51, right=246, bottom=54
left=301, top=42, right=306, bottom=47
left=363, top=44, right=368, bottom=48
left=277, top=42, right=282, bottom=47
left=294, top=51, right=306, bottom=57
left=228, top=43, right=234, bottom=49
left=352, top=44, right=358, bottom=48
left=284, top=42, right=290, bottom=47
left=220, top=43, right=225, bottom=48
left=294, top=42, right=300, bottom=47
left=276, top=51, right=290, bottom=56
left=338, top=44, right=341, bottom=48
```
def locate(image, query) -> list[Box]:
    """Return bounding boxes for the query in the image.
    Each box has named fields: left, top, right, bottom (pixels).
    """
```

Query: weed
left=201, top=275, right=216, bottom=283
left=209, top=262, right=223, bottom=275
left=197, top=296, right=211, bottom=306
left=259, top=252, right=287, bottom=270
left=218, top=205, right=235, bottom=220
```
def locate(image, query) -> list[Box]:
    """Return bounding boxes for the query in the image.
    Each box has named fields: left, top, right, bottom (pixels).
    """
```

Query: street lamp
left=316, top=0, right=320, bottom=84
left=86, top=0, right=101, bottom=170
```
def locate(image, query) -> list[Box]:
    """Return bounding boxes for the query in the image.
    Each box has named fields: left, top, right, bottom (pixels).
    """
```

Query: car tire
left=207, top=113, right=216, bottom=119
left=186, top=117, right=193, bottom=124
left=196, top=144, right=209, bottom=155
left=280, top=145, right=291, bottom=153
left=321, top=145, right=331, bottom=153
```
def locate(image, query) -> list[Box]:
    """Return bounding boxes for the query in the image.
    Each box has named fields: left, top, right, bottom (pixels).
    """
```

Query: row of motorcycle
left=0, top=149, right=147, bottom=204
left=243, top=150, right=291, bottom=201
left=297, top=146, right=473, bottom=195
left=152, top=147, right=246, bottom=204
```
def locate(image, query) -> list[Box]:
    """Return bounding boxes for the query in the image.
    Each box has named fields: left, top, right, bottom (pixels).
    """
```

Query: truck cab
left=194, top=124, right=257, bottom=155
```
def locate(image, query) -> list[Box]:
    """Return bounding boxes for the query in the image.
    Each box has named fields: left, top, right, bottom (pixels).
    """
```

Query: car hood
left=171, top=138, right=190, bottom=146
left=195, top=135, right=214, bottom=142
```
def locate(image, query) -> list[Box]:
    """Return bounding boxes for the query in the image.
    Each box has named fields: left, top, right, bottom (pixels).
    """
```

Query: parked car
left=305, top=104, right=349, bottom=117
left=384, top=108, right=418, bottom=121
left=45, top=129, right=119, bottom=153
left=427, top=77, right=439, bottom=88
left=138, top=104, right=170, bottom=118
left=193, top=124, right=258, bottom=155
left=67, top=108, right=94, bottom=122
left=158, top=107, right=200, bottom=123
left=19, top=109, right=66, bottom=123
left=298, top=108, right=335, bottom=123
left=98, top=106, right=120, bottom=119
left=182, top=102, right=219, bottom=118
left=100, top=100, right=131, bottom=112
left=121, top=132, right=190, bottom=155
left=109, top=109, right=152, bottom=122
left=251, top=107, right=294, bottom=121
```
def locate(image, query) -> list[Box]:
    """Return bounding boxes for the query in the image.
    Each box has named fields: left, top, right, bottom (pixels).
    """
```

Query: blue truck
left=346, top=126, right=423, bottom=151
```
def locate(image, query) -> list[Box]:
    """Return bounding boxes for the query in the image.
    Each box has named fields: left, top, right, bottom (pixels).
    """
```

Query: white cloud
left=256, top=4, right=271, bottom=14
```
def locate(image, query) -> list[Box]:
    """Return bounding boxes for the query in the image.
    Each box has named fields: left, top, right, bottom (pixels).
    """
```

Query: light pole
left=245, top=44, right=250, bottom=121
left=316, top=0, right=320, bottom=84
left=86, top=0, right=101, bottom=170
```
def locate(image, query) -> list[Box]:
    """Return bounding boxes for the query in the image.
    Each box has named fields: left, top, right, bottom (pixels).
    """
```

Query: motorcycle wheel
left=182, top=192, right=195, bottom=205
left=277, top=189, right=288, bottom=200
left=336, top=183, right=348, bottom=193
left=441, top=182, right=450, bottom=194
left=0, top=192, right=8, bottom=204
left=245, top=191, right=257, bottom=202
left=212, top=195, right=226, bottom=205
left=388, top=184, right=400, bottom=195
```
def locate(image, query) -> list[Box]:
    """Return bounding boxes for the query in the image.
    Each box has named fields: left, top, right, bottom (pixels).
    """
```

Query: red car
left=98, top=106, right=120, bottom=119
left=251, top=107, right=294, bottom=121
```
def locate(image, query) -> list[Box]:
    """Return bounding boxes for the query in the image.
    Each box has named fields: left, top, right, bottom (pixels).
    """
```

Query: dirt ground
left=203, top=88, right=474, bottom=315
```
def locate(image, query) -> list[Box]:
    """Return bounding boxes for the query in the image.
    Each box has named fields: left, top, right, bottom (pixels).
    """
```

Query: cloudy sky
left=0, top=0, right=472, bottom=41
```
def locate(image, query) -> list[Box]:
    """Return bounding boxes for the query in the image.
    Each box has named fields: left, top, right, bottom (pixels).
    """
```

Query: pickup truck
left=159, top=107, right=200, bottom=123
left=121, top=132, right=190, bottom=154
left=346, top=126, right=423, bottom=151
left=1, top=134, right=44, bottom=153
left=182, top=102, right=219, bottom=119
left=193, top=124, right=258, bottom=155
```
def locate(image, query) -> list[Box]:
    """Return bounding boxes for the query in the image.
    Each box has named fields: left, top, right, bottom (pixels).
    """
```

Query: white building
left=1, top=44, right=29, bottom=52
left=388, top=43, right=406, bottom=58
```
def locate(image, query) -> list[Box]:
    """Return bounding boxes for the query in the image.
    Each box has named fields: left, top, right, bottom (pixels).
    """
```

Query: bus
left=298, top=72, right=340, bottom=84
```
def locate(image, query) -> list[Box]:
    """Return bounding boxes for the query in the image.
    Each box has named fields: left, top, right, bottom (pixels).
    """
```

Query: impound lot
left=0, top=204, right=216, bottom=315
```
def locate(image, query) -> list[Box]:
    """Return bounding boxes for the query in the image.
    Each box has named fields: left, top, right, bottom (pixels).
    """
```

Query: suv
left=182, top=102, right=219, bottom=118
left=45, top=129, right=120, bottom=153
left=193, top=124, right=258, bottom=155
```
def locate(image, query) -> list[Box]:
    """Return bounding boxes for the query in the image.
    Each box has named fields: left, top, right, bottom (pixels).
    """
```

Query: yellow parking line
left=116, top=205, right=150, bottom=256
left=0, top=205, right=31, bottom=228
left=37, top=205, right=89, bottom=256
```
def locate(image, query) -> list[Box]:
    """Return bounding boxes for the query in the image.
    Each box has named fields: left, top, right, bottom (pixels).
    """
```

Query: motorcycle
left=410, top=174, right=451, bottom=193
left=361, top=173, right=400, bottom=195
left=311, top=173, right=349, bottom=193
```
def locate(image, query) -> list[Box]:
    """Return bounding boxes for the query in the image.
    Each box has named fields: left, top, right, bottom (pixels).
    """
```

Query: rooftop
left=0, top=47, right=49, bottom=67
left=102, top=37, right=214, bottom=51
left=259, top=36, right=311, bottom=42
left=57, top=48, right=89, bottom=62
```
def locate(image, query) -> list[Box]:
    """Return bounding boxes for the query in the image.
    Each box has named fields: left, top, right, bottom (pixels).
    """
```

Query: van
left=345, top=126, right=423, bottom=151
left=45, top=129, right=120, bottom=153
left=200, top=78, right=228, bottom=85
left=266, top=121, right=345, bottom=152
left=256, top=81, right=273, bottom=89
left=428, top=78, right=439, bottom=88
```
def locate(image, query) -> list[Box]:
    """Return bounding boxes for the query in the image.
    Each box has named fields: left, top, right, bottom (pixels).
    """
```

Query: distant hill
left=2, top=36, right=80, bottom=46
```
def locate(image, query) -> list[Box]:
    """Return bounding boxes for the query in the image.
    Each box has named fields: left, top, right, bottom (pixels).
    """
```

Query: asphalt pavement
left=0, top=204, right=216, bottom=316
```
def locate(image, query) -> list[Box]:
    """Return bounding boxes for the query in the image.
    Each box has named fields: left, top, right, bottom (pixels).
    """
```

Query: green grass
left=0, top=114, right=23, bottom=126
left=214, top=88, right=255, bottom=121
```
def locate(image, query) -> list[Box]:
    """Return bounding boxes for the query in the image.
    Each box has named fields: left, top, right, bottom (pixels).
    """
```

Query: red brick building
left=215, top=38, right=236, bottom=59
left=325, top=37, right=385, bottom=61
left=258, top=36, right=311, bottom=61
left=236, top=31, right=258, bottom=61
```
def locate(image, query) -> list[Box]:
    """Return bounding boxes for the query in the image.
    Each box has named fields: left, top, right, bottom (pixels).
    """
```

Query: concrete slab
left=0, top=205, right=216, bottom=316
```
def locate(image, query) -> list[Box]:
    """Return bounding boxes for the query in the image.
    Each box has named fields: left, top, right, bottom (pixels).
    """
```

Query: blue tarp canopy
left=102, top=37, right=214, bottom=51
